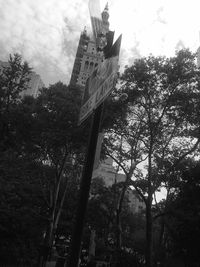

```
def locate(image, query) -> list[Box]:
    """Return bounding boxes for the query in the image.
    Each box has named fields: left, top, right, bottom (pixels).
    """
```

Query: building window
left=84, top=61, right=89, bottom=71
left=89, top=62, right=94, bottom=71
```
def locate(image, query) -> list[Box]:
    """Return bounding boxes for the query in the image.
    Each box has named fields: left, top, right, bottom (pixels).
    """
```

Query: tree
left=0, top=54, right=44, bottom=265
left=86, top=176, right=146, bottom=266
left=0, top=153, right=47, bottom=265
left=30, top=82, right=88, bottom=265
left=0, top=55, right=88, bottom=265
left=0, top=54, right=31, bottom=151
left=103, top=49, right=200, bottom=267
left=155, top=159, right=200, bottom=266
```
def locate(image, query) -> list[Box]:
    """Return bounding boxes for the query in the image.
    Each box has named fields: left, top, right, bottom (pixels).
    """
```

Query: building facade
left=69, top=4, right=109, bottom=89
left=21, top=71, right=44, bottom=98
left=92, top=157, right=146, bottom=214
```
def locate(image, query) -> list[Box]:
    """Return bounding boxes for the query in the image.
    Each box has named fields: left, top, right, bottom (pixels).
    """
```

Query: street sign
left=78, top=55, right=119, bottom=125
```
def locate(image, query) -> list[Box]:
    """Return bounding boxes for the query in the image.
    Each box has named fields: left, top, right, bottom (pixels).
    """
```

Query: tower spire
left=104, top=2, right=109, bottom=12
left=101, top=2, right=109, bottom=33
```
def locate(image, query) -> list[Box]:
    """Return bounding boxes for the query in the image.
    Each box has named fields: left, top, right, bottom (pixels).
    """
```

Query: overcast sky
left=1, top=0, right=200, bottom=86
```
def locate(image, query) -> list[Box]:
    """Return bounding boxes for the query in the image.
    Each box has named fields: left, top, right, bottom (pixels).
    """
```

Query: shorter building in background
left=21, top=71, right=44, bottom=98
left=126, top=188, right=145, bottom=214
left=93, top=157, right=125, bottom=187
left=0, top=60, right=44, bottom=98
left=0, top=60, right=9, bottom=69
left=92, top=157, right=146, bottom=214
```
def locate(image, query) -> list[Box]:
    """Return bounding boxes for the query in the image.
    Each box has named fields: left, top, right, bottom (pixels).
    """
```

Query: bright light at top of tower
left=89, top=0, right=102, bottom=19
left=89, top=0, right=109, bottom=51
left=89, top=0, right=103, bottom=41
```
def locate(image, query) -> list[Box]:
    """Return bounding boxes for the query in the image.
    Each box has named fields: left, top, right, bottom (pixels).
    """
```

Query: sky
left=1, top=0, right=200, bottom=86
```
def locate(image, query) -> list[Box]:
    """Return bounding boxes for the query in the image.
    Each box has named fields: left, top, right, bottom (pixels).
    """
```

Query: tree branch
left=172, top=138, right=200, bottom=169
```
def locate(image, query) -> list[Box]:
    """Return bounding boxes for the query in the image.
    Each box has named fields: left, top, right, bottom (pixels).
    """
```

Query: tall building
left=69, top=4, right=109, bottom=89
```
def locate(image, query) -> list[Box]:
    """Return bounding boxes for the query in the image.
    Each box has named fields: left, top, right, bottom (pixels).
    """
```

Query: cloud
left=0, top=0, right=89, bottom=85
left=175, top=40, right=185, bottom=52
left=155, top=6, right=167, bottom=25
left=0, top=0, right=200, bottom=86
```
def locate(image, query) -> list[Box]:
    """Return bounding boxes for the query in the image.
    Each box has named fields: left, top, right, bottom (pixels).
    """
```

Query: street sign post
left=66, top=2, right=121, bottom=267
left=79, top=55, right=119, bottom=125
left=67, top=36, right=121, bottom=267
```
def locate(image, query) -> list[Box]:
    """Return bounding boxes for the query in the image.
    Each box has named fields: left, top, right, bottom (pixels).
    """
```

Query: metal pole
left=65, top=30, right=115, bottom=267
left=67, top=103, right=103, bottom=267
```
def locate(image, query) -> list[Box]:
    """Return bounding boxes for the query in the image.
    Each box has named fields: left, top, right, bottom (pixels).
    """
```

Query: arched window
left=84, top=61, right=89, bottom=71
left=89, top=62, right=94, bottom=72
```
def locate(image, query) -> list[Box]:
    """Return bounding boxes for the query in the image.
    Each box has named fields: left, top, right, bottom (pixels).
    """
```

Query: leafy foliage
left=0, top=54, right=32, bottom=152
left=0, top=55, right=88, bottom=265
left=1, top=50, right=200, bottom=266
left=162, top=160, right=200, bottom=265
left=103, top=49, right=200, bottom=266
left=86, top=177, right=146, bottom=262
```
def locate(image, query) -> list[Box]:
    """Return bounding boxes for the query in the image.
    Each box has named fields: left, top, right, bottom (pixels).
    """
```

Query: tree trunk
left=41, top=157, right=68, bottom=266
left=116, top=178, right=128, bottom=251
left=38, top=176, right=62, bottom=267
left=146, top=135, right=153, bottom=267
left=159, top=217, right=165, bottom=247
left=115, top=176, right=129, bottom=267
left=145, top=197, right=153, bottom=267
left=116, top=208, right=122, bottom=251
left=88, top=229, right=96, bottom=261
left=38, top=219, right=54, bottom=267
